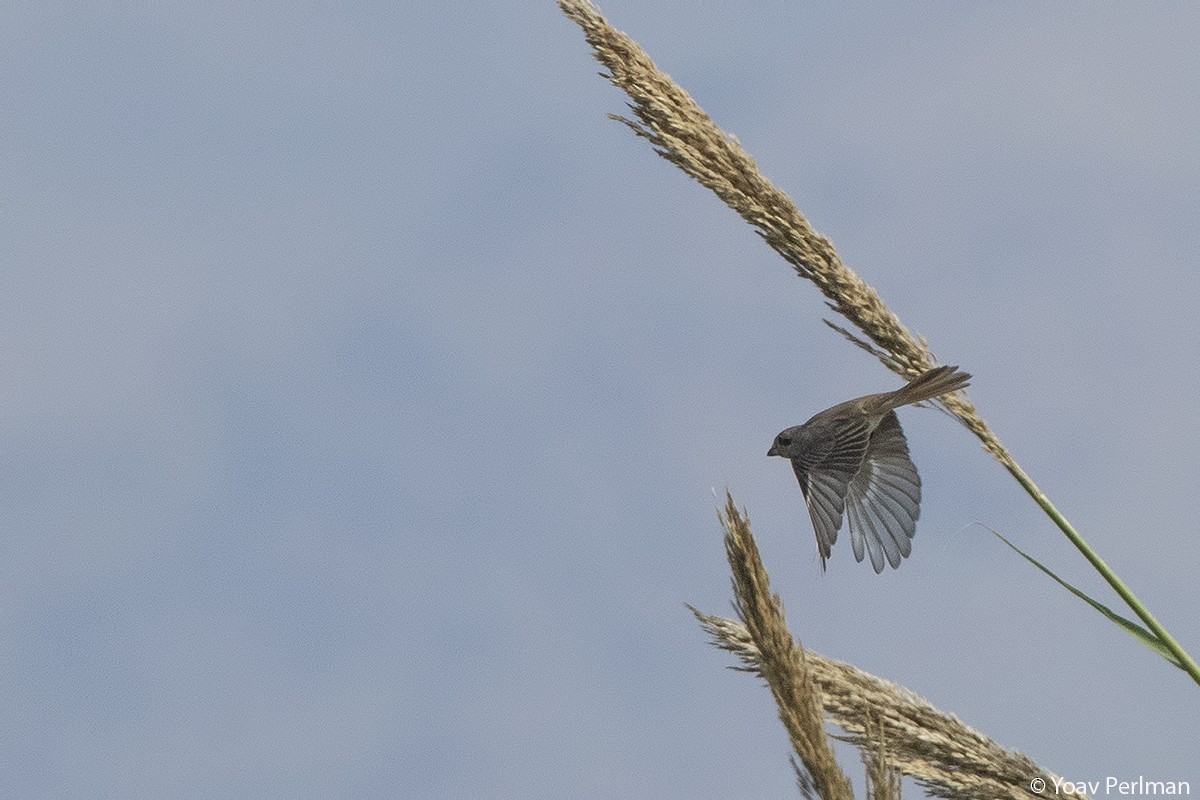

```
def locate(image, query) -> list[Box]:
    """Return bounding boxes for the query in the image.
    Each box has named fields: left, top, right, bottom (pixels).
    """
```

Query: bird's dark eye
left=777, top=436, right=791, bottom=447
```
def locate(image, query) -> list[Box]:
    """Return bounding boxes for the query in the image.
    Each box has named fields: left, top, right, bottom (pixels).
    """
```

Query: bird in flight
left=767, top=365, right=971, bottom=573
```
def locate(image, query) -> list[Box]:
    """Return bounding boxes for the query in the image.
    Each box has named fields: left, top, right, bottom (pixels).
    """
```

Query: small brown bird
left=768, top=366, right=970, bottom=573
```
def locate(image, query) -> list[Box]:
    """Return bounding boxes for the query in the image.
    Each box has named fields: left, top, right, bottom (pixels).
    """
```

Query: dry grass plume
left=692, top=495, right=1088, bottom=800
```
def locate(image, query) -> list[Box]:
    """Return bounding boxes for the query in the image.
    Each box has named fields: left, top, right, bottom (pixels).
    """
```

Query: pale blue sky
left=4, top=3, right=1199, bottom=797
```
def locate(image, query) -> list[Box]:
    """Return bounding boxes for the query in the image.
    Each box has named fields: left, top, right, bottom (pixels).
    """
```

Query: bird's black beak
left=767, top=443, right=780, bottom=457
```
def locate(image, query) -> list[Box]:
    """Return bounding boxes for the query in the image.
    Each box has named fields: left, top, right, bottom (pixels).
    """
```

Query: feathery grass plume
left=556, top=0, right=1199, bottom=684
left=694, top=496, right=1088, bottom=800
left=717, top=494, right=854, bottom=800
left=556, top=0, right=947, bottom=396
left=861, top=716, right=902, bottom=800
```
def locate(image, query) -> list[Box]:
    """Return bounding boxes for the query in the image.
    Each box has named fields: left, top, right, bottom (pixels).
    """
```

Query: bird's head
left=767, top=426, right=803, bottom=458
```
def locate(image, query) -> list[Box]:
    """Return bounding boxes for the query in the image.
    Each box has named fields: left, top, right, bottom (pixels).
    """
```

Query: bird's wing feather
left=844, top=411, right=922, bottom=573
left=792, top=416, right=872, bottom=568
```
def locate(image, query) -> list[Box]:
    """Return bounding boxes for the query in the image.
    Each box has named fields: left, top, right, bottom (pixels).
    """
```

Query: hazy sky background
left=5, top=3, right=1199, bottom=797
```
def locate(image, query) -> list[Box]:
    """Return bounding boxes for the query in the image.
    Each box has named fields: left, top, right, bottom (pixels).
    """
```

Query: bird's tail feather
left=879, top=365, right=971, bottom=411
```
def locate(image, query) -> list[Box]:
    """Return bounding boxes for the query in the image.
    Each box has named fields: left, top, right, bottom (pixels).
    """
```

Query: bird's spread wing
left=844, top=410, right=922, bottom=573
left=791, top=416, right=871, bottom=568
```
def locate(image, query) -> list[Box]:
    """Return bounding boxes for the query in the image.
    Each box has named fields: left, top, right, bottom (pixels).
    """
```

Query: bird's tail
left=878, top=365, right=971, bottom=411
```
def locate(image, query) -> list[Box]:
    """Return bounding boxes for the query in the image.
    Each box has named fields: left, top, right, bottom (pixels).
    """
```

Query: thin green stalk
left=1001, top=458, right=1200, bottom=685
